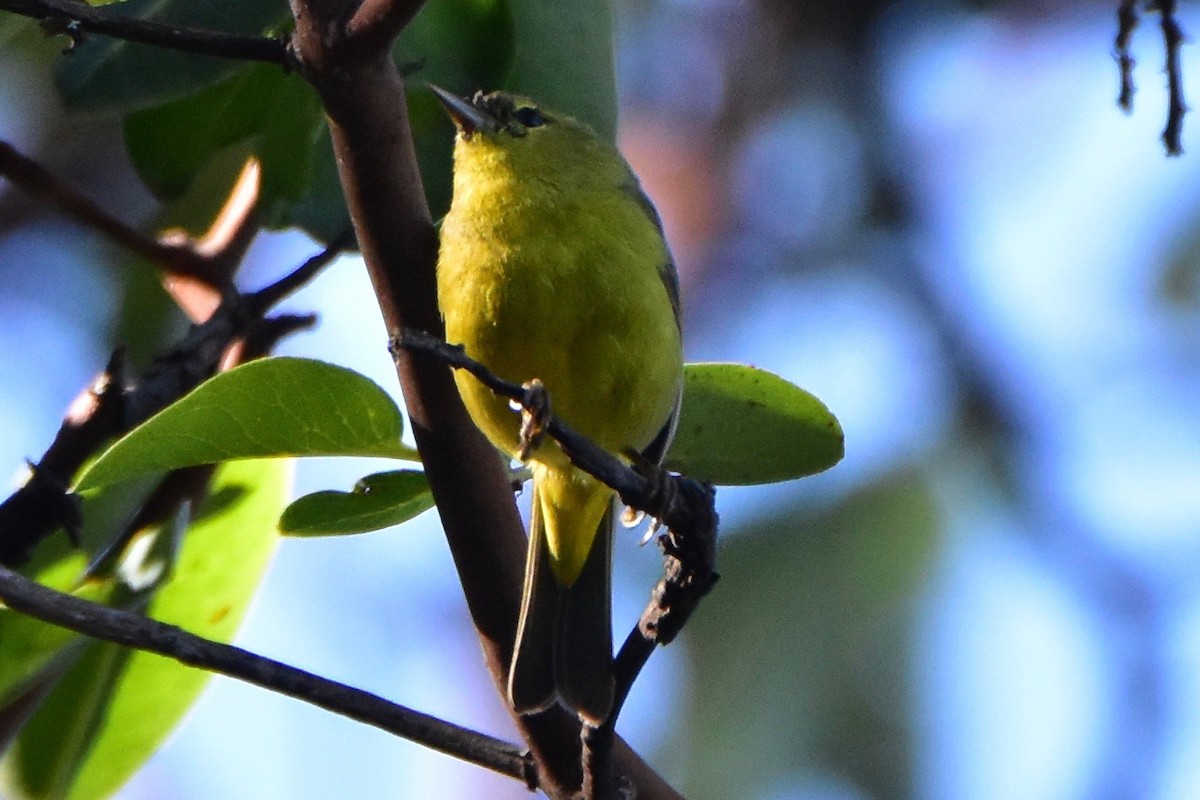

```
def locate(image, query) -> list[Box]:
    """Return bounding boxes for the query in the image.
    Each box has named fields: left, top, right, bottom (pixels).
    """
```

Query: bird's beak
left=428, top=84, right=496, bottom=136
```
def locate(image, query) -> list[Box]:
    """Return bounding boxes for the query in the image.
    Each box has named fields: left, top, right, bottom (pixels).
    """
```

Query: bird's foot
left=515, top=379, right=552, bottom=460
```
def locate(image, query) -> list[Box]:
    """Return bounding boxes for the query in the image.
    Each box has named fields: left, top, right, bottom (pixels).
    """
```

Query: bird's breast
left=437, top=183, right=681, bottom=462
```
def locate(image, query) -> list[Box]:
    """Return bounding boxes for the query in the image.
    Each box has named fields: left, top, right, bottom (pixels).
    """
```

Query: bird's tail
left=508, top=485, right=614, bottom=724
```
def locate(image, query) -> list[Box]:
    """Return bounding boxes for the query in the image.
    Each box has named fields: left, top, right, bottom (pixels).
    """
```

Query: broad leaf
left=666, top=363, right=843, bottom=486
left=0, top=460, right=289, bottom=800
left=76, top=358, right=416, bottom=491
left=124, top=64, right=324, bottom=209
left=280, top=470, right=434, bottom=536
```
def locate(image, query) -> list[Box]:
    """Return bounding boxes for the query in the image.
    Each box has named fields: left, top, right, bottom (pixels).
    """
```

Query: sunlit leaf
left=0, top=474, right=162, bottom=712
left=280, top=470, right=434, bottom=536
left=0, top=460, right=290, bottom=799
left=665, top=363, right=844, bottom=486
left=76, top=358, right=417, bottom=491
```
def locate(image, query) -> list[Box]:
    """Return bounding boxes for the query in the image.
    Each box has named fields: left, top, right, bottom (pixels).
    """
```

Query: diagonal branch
left=0, top=562, right=534, bottom=782
left=0, top=140, right=219, bottom=284
left=0, top=0, right=289, bottom=65
left=0, top=241, right=345, bottom=567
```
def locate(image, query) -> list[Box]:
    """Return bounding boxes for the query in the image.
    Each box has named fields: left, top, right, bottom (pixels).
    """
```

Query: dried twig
left=1116, top=0, right=1139, bottom=111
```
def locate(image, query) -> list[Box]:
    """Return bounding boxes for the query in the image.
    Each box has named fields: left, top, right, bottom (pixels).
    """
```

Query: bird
left=431, top=85, right=683, bottom=724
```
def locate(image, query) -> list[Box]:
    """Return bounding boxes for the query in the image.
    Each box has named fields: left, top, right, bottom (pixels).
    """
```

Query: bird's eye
left=513, top=106, right=546, bottom=128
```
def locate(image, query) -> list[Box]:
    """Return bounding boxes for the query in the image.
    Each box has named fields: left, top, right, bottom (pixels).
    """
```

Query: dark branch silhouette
left=0, top=239, right=347, bottom=566
left=1114, top=0, right=1188, bottom=155
left=0, top=0, right=289, bottom=65
left=0, top=561, right=534, bottom=782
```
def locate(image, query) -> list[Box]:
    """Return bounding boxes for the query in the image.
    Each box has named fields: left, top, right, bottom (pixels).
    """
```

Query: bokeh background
left=4, top=0, right=1200, bottom=798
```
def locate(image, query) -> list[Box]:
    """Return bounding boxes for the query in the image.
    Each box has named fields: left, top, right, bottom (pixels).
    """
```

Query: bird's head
left=429, top=85, right=620, bottom=186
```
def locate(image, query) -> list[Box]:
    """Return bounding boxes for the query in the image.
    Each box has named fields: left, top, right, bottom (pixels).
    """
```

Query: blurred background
left=4, top=0, right=1200, bottom=798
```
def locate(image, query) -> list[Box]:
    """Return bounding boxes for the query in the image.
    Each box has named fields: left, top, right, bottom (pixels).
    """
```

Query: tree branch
left=1112, top=0, right=1188, bottom=155
left=0, top=240, right=343, bottom=566
left=1159, top=0, right=1187, bottom=156
left=1115, top=0, right=1138, bottom=111
left=286, top=2, right=689, bottom=795
left=0, top=562, right=534, bottom=782
left=0, top=0, right=289, bottom=65
left=0, top=140, right=222, bottom=285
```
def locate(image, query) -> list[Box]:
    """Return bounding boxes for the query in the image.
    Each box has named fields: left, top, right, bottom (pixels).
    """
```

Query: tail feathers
left=508, top=505, right=558, bottom=715
left=555, top=507, right=614, bottom=724
left=508, top=491, right=614, bottom=723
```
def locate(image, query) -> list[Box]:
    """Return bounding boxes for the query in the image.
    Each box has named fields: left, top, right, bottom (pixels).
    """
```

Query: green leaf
left=504, top=0, right=617, bottom=140
left=56, top=0, right=288, bottom=111
left=0, top=474, right=163, bottom=711
left=395, top=0, right=515, bottom=92
left=0, top=558, right=117, bottom=716
left=280, top=470, right=434, bottom=536
left=1, top=460, right=289, bottom=800
left=76, top=358, right=417, bottom=491
left=124, top=64, right=324, bottom=208
left=665, top=363, right=844, bottom=486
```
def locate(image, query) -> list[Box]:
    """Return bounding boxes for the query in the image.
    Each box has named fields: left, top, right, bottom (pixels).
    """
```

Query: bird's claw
left=515, top=379, right=551, bottom=461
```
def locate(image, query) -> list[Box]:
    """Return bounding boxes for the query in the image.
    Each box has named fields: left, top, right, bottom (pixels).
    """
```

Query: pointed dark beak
left=428, top=84, right=496, bottom=136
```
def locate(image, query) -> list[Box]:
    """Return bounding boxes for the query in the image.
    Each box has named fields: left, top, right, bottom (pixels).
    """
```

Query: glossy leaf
left=280, top=470, right=434, bottom=536
left=56, top=0, right=287, bottom=111
left=665, top=363, right=844, bottom=486
left=76, top=358, right=417, bottom=491
left=0, top=460, right=290, bottom=800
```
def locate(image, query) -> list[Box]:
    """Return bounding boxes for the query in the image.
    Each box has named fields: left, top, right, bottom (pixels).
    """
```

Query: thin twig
left=0, top=562, right=532, bottom=780
left=1116, top=0, right=1139, bottom=111
left=248, top=228, right=355, bottom=313
left=1113, top=0, right=1189, bottom=154
left=1159, top=0, right=1188, bottom=155
left=0, top=243, right=344, bottom=566
left=0, top=0, right=289, bottom=65
left=393, top=330, right=719, bottom=538
left=0, top=141, right=219, bottom=283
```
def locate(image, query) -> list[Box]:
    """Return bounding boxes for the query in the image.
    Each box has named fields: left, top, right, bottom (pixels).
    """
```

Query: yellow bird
left=432, top=86, right=683, bottom=724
